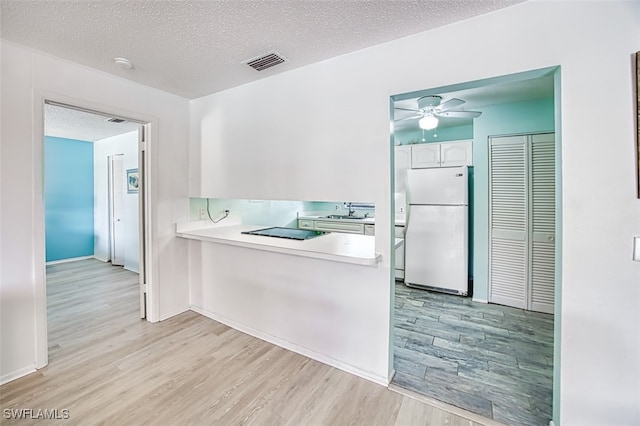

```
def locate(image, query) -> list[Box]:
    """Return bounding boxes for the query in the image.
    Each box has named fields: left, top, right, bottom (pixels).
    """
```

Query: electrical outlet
left=335, top=205, right=339, bottom=210
left=199, top=209, right=207, bottom=220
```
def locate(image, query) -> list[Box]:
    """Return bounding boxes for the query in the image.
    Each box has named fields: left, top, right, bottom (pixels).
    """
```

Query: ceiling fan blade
left=437, top=98, right=465, bottom=111
left=436, top=110, right=482, bottom=118
left=395, top=114, right=423, bottom=121
left=394, top=107, right=421, bottom=113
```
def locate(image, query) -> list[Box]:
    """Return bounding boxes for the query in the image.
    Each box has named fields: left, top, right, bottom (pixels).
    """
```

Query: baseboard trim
left=46, top=255, right=94, bottom=265
left=190, top=305, right=389, bottom=387
left=123, top=266, right=139, bottom=274
left=1, top=365, right=36, bottom=385
left=472, top=297, right=488, bottom=304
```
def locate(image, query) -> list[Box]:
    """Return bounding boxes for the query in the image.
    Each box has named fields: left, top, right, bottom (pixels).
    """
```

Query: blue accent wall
left=45, top=136, right=95, bottom=262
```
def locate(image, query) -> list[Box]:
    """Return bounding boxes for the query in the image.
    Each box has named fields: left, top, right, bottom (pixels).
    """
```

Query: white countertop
left=176, top=223, right=402, bottom=266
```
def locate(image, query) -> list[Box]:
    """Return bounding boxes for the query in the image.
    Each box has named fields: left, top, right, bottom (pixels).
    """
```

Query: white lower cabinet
left=298, top=218, right=372, bottom=235
left=297, top=219, right=314, bottom=229
left=313, top=220, right=365, bottom=234
left=364, top=224, right=375, bottom=236
left=395, top=225, right=405, bottom=280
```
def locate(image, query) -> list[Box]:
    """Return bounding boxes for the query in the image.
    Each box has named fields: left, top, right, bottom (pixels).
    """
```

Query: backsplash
left=189, top=198, right=375, bottom=226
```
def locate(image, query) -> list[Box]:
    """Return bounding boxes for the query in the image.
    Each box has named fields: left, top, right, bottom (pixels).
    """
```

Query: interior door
left=489, top=135, right=528, bottom=309
left=489, top=133, right=556, bottom=313
left=529, top=133, right=555, bottom=313
left=108, top=154, right=125, bottom=266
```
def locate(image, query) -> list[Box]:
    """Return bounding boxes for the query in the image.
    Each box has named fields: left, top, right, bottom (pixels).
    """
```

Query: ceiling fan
left=395, top=95, right=482, bottom=130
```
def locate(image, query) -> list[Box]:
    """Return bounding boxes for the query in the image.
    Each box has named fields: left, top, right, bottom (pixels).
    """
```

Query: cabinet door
left=364, top=224, right=375, bottom=236
left=395, top=226, right=405, bottom=275
left=411, top=144, right=440, bottom=168
left=298, top=219, right=314, bottom=229
left=313, top=221, right=364, bottom=234
left=441, top=140, right=473, bottom=167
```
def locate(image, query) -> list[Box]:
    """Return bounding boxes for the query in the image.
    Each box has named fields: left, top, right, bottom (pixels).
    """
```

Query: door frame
left=33, top=91, right=156, bottom=368
left=388, top=66, right=562, bottom=422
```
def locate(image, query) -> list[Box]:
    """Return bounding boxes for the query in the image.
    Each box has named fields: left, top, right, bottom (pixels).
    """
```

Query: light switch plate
left=633, top=236, right=640, bottom=262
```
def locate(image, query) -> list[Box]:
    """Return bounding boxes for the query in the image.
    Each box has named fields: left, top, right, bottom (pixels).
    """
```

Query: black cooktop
left=241, top=227, right=328, bottom=240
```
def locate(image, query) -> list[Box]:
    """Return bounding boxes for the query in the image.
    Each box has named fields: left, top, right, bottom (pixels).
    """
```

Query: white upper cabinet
left=411, top=143, right=441, bottom=168
left=411, top=140, right=473, bottom=168
left=441, top=140, right=473, bottom=167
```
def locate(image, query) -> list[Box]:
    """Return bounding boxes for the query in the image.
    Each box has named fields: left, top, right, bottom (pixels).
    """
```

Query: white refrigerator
left=404, top=166, right=469, bottom=295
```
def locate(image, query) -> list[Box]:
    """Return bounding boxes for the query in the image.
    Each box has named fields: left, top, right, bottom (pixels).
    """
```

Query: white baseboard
left=190, top=305, right=389, bottom=387
left=124, top=266, right=139, bottom=274
left=388, top=368, right=396, bottom=383
left=472, top=297, right=488, bottom=304
left=1, top=365, right=36, bottom=385
left=46, top=255, right=94, bottom=265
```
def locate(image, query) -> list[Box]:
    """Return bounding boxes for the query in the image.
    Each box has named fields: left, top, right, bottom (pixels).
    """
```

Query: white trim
left=0, top=365, right=36, bottom=386
left=124, top=266, right=140, bottom=274
left=46, top=255, right=94, bottom=265
left=190, top=305, right=389, bottom=387
left=472, top=297, right=488, bottom=304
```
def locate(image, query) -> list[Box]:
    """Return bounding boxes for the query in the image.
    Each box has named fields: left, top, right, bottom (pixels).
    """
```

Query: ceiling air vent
left=244, top=51, right=286, bottom=71
left=106, top=117, right=127, bottom=123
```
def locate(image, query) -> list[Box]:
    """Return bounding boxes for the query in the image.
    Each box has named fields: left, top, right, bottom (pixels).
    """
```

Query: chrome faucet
left=345, top=202, right=355, bottom=216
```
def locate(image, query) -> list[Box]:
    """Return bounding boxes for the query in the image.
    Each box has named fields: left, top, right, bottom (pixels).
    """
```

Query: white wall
left=189, top=2, right=640, bottom=425
left=0, top=40, right=190, bottom=383
left=94, top=131, right=140, bottom=272
left=190, top=243, right=391, bottom=385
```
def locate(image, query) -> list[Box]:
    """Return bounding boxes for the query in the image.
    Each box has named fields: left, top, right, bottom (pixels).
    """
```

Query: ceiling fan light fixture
left=419, top=115, right=439, bottom=130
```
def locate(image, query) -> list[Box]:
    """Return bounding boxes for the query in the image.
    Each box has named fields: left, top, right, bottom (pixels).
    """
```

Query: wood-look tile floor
left=1, top=259, right=500, bottom=426
left=392, top=282, right=554, bottom=426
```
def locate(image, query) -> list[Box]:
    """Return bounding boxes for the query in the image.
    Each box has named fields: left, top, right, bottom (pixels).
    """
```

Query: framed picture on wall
left=127, top=168, right=139, bottom=194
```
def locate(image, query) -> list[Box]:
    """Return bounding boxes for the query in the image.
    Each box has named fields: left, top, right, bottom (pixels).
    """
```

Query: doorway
left=41, top=100, right=150, bottom=366
left=389, top=67, right=560, bottom=426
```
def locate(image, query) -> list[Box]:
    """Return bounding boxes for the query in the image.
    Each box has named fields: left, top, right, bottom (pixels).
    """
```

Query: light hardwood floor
left=1, top=259, right=502, bottom=426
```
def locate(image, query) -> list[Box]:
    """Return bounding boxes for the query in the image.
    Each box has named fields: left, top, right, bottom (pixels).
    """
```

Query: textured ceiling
left=45, top=104, right=140, bottom=142
left=1, top=0, right=525, bottom=99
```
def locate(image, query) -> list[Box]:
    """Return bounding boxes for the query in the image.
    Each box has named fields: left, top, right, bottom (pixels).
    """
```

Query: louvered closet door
left=529, top=133, right=555, bottom=313
left=489, top=136, right=528, bottom=309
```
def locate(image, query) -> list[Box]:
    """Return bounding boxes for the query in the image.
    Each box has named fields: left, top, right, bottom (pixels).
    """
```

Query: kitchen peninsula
left=178, top=219, right=399, bottom=385
left=176, top=222, right=399, bottom=266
